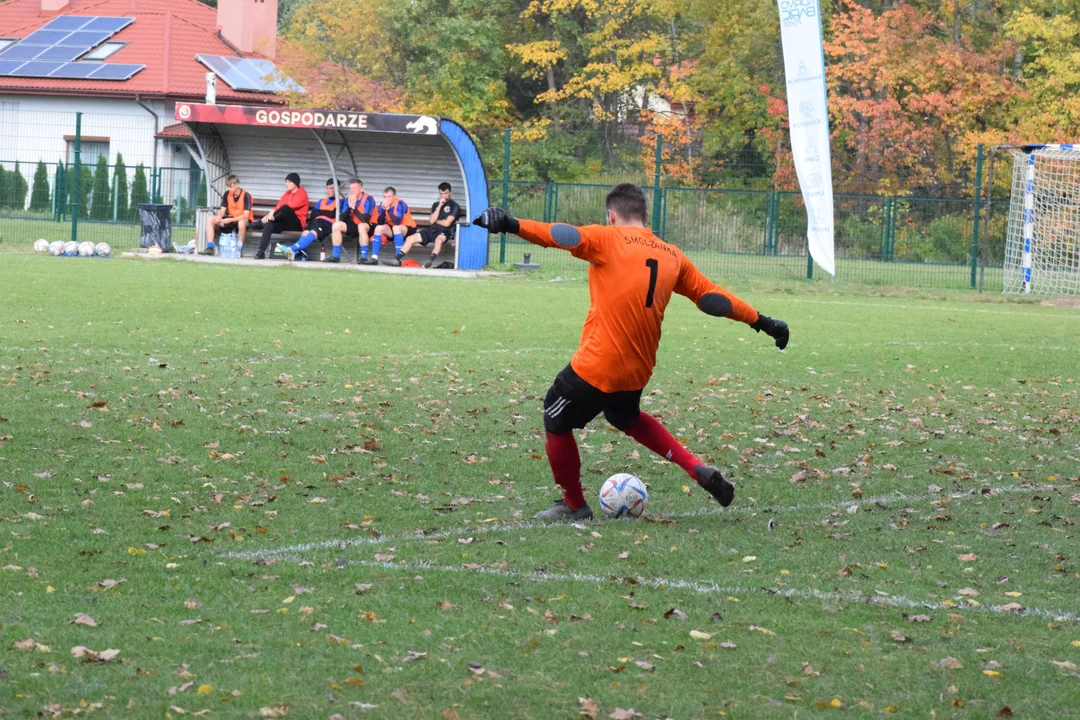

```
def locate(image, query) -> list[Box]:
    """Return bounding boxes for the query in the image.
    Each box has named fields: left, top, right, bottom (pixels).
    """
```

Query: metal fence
left=0, top=110, right=1013, bottom=289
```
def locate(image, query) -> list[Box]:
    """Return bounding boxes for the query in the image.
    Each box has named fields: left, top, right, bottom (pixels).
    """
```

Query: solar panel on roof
left=0, top=16, right=142, bottom=81
left=0, top=44, right=47, bottom=61
left=196, top=54, right=304, bottom=93
left=82, top=17, right=132, bottom=33
left=50, top=63, right=101, bottom=79
left=87, top=63, right=142, bottom=80
left=58, top=32, right=113, bottom=48
left=35, top=46, right=85, bottom=62
left=42, top=16, right=94, bottom=31
left=10, top=61, right=64, bottom=77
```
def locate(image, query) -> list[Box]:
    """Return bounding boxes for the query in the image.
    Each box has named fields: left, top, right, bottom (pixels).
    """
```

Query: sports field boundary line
left=322, top=558, right=1080, bottom=623
left=219, top=481, right=1068, bottom=562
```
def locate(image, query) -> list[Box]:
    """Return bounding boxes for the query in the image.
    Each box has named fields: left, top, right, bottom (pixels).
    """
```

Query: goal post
left=1002, top=144, right=1080, bottom=296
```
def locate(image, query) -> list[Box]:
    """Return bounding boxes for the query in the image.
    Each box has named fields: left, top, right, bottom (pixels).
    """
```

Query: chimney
left=217, top=0, right=278, bottom=59
left=41, top=0, right=71, bottom=11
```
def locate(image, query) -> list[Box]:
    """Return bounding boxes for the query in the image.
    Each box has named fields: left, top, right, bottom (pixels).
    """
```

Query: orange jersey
left=517, top=220, right=759, bottom=393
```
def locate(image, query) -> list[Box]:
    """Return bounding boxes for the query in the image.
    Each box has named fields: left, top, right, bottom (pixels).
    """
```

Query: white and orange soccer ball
left=48, top=241, right=64, bottom=256
left=94, top=242, right=112, bottom=258
left=147, top=245, right=162, bottom=256
left=63, top=240, right=78, bottom=256
left=34, top=238, right=49, bottom=252
left=599, top=473, right=648, bottom=518
left=77, top=241, right=95, bottom=257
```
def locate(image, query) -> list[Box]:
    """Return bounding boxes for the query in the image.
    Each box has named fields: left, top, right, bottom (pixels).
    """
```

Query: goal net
left=1003, top=144, right=1080, bottom=295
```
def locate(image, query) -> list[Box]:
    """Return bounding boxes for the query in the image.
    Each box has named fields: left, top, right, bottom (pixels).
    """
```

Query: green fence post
left=651, top=134, right=663, bottom=234
left=883, top=197, right=893, bottom=262
left=806, top=237, right=814, bottom=279
left=970, top=143, right=984, bottom=289
left=552, top=182, right=560, bottom=222
left=499, top=128, right=510, bottom=264
left=71, top=113, right=82, bottom=243
left=772, top=192, right=781, bottom=255
left=660, top=189, right=668, bottom=239
left=53, top=164, right=63, bottom=221
left=544, top=182, right=552, bottom=222
left=112, top=171, right=119, bottom=221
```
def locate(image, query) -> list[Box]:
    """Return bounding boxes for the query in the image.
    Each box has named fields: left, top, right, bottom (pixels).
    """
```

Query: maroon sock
left=545, top=431, right=586, bottom=509
left=623, top=412, right=700, bottom=480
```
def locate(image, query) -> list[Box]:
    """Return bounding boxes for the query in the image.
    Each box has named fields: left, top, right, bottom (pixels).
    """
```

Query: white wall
left=0, top=94, right=168, bottom=171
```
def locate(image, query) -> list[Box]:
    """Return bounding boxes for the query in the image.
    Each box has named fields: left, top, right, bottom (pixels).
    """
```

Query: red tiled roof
left=156, top=121, right=192, bottom=139
left=0, top=0, right=281, bottom=104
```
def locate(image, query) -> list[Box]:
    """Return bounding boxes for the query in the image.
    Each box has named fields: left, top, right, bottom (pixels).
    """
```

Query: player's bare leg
left=425, top=233, right=447, bottom=268
left=620, top=411, right=734, bottom=507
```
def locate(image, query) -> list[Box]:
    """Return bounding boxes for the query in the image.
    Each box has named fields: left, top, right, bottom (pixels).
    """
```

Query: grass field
left=1, top=254, right=1078, bottom=719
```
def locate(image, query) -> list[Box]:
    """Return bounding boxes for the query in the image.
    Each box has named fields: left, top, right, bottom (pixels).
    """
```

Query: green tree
left=130, top=163, right=150, bottom=215
left=77, top=165, right=92, bottom=218
left=113, top=153, right=129, bottom=221
left=9, top=161, right=29, bottom=210
left=0, top=165, right=8, bottom=209
left=30, top=160, right=51, bottom=212
left=90, top=154, right=112, bottom=220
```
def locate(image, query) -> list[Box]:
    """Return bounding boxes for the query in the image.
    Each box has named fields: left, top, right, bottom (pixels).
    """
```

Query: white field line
left=219, top=481, right=1067, bottom=562
left=313, top=557, right=1080, bottom=623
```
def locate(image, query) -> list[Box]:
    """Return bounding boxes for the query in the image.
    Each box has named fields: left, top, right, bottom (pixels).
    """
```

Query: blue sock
left=360, top=244, right=369, bottom=259
left=333, top=245, right=341, bottom=259
left=393, top=233, right=404, bottom=254
left=295, top=231, right=316, bottom=252
left=372, top=238, right=382, bottom=257
left=207, top=241, right=215, bottom=249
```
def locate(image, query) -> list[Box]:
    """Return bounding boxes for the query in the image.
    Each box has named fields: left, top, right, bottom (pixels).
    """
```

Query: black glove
left=473, top=207, right=519, bottom=234
left=751, top=314, right=789, bottom=350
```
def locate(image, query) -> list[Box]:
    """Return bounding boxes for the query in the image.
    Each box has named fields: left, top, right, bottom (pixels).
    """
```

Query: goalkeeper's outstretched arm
left=475, top=207, right=602, bottom=261
left=675, top=251, right=790, bottom=350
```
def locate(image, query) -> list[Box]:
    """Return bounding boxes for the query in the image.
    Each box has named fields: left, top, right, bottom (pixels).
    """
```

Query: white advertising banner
left=777, top=0, right=835, bottom=276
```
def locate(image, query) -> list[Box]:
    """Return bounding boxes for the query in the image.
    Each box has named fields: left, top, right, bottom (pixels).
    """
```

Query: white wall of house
left=0, top=94, right=170, bottom=172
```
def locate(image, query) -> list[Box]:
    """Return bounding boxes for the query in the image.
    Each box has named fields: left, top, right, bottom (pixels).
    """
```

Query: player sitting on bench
left=372, top=187, right=416, bottom=266
left=396, top=182, right=460, bottom=268
left=333, top=179, right=379, bottom=265
left=201, top=175, right=252, bottom=255
left=254, top=173, right=308, bottom=260
left=277, top=178, right=341, bottom=262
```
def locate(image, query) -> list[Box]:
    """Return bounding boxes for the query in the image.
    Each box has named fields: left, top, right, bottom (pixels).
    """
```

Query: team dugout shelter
left=175, top=103, right=489, bottom=270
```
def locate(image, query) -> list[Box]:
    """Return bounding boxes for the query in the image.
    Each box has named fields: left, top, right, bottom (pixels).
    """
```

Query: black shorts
left=309, top=220, right=334, bottom=242
left=418, top=225, right=454, bottom=246
left=542, top=364, right=643, bottom=434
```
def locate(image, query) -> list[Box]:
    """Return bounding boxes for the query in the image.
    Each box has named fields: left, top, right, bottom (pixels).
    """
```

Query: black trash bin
left=138, top=203, right=174, bottom=252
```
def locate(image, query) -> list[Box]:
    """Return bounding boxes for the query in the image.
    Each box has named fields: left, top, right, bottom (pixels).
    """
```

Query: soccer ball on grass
left=34, top=239, right=49, bottom=252
left=63, top=241, right=78, bottom=256
left=77, top=241, right=95, bottom=257
left=599, top=473, right=648, bottom=518
left=94, top=242, right=112, bottom=258
left=48, top=241, right=64, bottom=256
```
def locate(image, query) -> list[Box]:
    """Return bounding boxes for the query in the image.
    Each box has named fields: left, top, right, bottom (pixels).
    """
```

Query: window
left=83, top=42, right=126, bottom=62
left=64, top=137, right=110, bottom=165
left=0, top=39, right=15, bottom=52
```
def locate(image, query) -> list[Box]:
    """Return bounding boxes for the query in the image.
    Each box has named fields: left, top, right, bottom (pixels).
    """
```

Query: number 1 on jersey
left=644, top=258, right=658, bottom=308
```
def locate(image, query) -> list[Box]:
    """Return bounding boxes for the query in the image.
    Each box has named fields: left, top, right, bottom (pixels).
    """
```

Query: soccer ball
left=34, top=239, right=49, bottom=252
left=77, top=241, right=95, bottom=257
left=48, top=241, right=64, bottom=256
left=599, top=473, right=648, bottom=518
left=147, top=245, right=162, bottom=256
left=63, top=240, right=78, bottom=256
left=94, top=242, right=112, bottom=258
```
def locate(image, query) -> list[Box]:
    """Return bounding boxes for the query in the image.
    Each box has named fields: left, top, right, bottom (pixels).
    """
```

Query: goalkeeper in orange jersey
left=475, top=183, right=790, bottom=521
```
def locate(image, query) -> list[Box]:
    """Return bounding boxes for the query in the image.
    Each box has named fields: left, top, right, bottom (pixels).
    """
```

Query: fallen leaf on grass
left=998, top=706, right=1013, bottom=717
left=97, top=578, right=126, bottom=589
left=71, top=614, right=98, bottom=627
left=958, top=553, right=978, bottom=562
left=609, top=709, right=643, bottom=720
left=663, top=608, right=688, bottom=620
left=467, top=661, right=485, bottom=676
left=983, top=670, right=1002, bottom=678
left=1051, top=660, right=1078, bottom=671
left=996, top=603, right=1025, bottom=614
left=904, top=614, right=932, bottom=623
left=939, top=657, right=963, bottom=669
left=719, top=641, right=737, bottom=649
left=71, top=646, right=120, bottom=662
left=689, top=630, right=712, bottom=640
left=958, top=588, right=980, bottom=597
left=579, top=697, right=599, bottom=719
left=401, top=650, right=427, bottom=663
left=259, top=707, right=288, bottom=718
left=373, top=553, right=395, bottom=562
left=354, top=583, right=373, bottom=594
left=890, top=631, right=910, bottom=643
left=634, top=661, right=655, bottom=671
